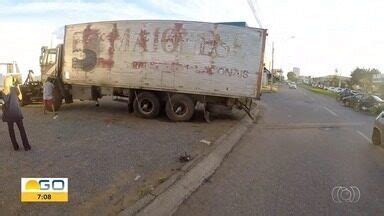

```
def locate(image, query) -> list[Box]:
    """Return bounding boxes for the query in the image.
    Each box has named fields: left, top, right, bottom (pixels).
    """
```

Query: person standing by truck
left=1, top=76, right=31, bottom=151
left=43, top=77, right=57, bottom=118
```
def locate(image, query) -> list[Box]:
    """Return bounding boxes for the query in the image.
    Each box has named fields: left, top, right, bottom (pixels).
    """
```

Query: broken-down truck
left=31, top=20, right=267, bottom=121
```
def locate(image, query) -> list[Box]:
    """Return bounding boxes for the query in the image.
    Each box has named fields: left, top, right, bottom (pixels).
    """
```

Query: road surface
left=175, top=85, right=384, bottom=215
left=0, top=97, right=242, bottom=215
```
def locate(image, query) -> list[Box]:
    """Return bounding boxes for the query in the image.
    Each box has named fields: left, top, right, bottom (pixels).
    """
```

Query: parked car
left=374, top=103, right=384, bottom=115
left=354, top=95, right=384, bottom=114
left=328, top=87, right=342, bottom=93
left=372, top=111, right=384, bottom=145
left=288, top=83, right=297, bottom=89
left=337, top=89, right=353, bottom=101
left=342, top=93, right=363, bottom=107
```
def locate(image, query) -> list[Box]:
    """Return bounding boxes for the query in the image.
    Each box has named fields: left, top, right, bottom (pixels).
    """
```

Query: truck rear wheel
left=166, top=94, right=195, bottom=122
left=20, top=97, right=31, bottom=107
left=133, top=92, right=160, bottom=118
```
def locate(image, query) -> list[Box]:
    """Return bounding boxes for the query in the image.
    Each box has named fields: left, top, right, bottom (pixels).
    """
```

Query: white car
left=288, top=83, right=297, bottom=89
left=335, top=87, right=344, bottom=93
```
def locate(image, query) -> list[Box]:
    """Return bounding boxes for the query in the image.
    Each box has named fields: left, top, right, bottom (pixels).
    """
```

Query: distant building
left=262, top=67, right=271, bottom=86
left=272, top=69, right=284, bottom=81
left=293, top=67, right=300, bottom=78
left=298, top=76, right=311, bottom=84
left=312, top=75, right=350, bottom=87
left=272, top=69, right=283, bottom=75
left=373, top=73, right=384, bottom=84
left=373, top=73, right=384, bottom=94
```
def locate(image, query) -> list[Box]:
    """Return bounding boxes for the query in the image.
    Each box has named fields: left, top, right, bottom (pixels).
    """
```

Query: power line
left=247, top=0, right=263, bottom=28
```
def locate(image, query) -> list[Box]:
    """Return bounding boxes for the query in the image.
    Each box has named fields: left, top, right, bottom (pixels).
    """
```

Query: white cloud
left=0, top=0, right=164, bottom=78
left=147, top=0, right=258, bottom=25
left=0, top=22, right=56, bottom=77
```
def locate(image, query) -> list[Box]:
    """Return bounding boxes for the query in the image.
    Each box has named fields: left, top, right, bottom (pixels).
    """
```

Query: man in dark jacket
left=1, top=77, right=31, bottom=151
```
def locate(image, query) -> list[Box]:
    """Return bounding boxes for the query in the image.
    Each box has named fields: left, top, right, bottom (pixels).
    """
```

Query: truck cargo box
left=62, top=20, right=266, bottom=99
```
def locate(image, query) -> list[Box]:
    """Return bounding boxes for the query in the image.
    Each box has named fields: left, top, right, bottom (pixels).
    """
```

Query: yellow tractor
left=0, top=62, right=23, bottom=104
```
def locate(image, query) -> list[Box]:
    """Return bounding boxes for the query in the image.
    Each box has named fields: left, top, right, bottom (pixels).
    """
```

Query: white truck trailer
left=38, top=20, right=267, bottom=121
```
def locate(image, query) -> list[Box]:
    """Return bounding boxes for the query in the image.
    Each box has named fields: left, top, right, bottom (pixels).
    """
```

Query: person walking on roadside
left=43, top=77, right=57, bottom=118
left=1, top=76, right=31, bottom=151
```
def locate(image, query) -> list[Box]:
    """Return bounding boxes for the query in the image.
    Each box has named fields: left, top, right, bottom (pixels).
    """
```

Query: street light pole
left=335, top=68, right=341, bottom=87
left=270, top=42, right=274, bottom=91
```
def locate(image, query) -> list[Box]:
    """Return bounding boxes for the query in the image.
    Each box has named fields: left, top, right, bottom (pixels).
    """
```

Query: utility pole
left=270, top=42, right=274, bottom=90
left=247, top=0, right=263, bottom=28
left=335, top=68, right=341, bottom=87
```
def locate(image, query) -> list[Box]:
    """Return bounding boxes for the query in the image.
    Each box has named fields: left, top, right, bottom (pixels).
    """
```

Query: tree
left=378, top=85, right=384, bottom=97
left=350, top=68, right=381, bottom=92
left=287, top=72, right=297, bottom=81
left=329, top=75, right=339, bottom=86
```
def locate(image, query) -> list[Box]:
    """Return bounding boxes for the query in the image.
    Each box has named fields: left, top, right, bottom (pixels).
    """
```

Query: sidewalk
left=121, top=103, right=262, bottom=216
left=262, top=84, right=279, bottom=93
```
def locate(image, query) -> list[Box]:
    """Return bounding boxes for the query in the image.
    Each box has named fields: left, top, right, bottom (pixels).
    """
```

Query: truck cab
left=40, top=45, right=63, bottom=82
left=37, top=45, right=67, bottom=110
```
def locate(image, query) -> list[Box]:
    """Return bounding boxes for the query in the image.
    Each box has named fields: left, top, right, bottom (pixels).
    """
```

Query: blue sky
left=0, top=0, right=383, bottom=78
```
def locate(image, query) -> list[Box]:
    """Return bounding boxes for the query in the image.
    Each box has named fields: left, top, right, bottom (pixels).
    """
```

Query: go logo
left=331, top=186, right=360, bottom=203
left=21, top=178, right=68, bottom=202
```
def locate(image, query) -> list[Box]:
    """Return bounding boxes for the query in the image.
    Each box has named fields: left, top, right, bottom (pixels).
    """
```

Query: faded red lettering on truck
left=72, top=24, right=119, bottom=71
left=134, top=29, right=149, bottom=52
left=131, top=61, right=249, bottom=79
left=98, top=23, right=119, bottom=69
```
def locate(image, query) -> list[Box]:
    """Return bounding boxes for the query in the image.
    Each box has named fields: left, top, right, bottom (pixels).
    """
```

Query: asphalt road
left=0, top=97, right=242, bottom=215
left=175, top=85, right=384, bottom=216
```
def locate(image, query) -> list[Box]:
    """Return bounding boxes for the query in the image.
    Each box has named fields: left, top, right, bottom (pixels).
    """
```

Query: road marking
left=301, top=90, right=315, bottom=101
left=323, top=106, right=338, bottom=117
left=356, top=130, right=371, bottom=143
left=308, top=95, right=315, bottom=101
left=258, top=122, right=362, bottom=129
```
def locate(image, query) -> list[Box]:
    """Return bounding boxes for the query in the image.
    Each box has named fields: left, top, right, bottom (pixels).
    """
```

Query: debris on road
left=158, top=176, right=169, bottom=184
left=134, top=175, right=141, bottom=181
left=137, top=184, right=154, bottom=197
left=200, top=139, right=212, bottom=145
left=179, top=152, right=192, bottom=163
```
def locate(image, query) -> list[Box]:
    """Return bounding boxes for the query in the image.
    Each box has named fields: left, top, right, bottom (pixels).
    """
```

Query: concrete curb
left=119, top=105, right=262, bottom=216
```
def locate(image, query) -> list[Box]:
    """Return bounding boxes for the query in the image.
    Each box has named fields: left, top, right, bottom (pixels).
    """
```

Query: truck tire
left=133, top=92, right=160, bottom=118
left=166, top=94, right=195, bottom=122
left=20, top=98, right=30, bottom=107
left=45, top=87, right=63, bottom=112
left=372, top=129, right=381, bottom=145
